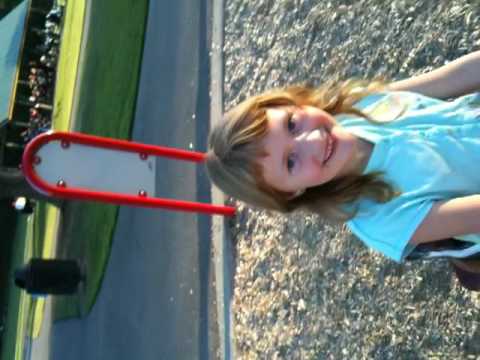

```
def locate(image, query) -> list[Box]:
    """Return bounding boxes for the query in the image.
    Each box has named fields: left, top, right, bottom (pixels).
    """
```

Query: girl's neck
left=354, top=137, right=373, bottom=175
left=344, top=135, right=374, bottom=176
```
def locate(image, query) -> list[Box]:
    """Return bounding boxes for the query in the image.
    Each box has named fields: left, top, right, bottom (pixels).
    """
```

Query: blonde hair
left=206, top=80, right=397, bottom=221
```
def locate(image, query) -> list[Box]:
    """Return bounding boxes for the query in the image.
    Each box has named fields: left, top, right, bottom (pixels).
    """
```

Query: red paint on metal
left=22, top=131, right=235, bottom=216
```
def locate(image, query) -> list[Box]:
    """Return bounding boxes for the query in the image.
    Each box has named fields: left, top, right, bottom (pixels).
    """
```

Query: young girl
left=206, top=51, right=480, bottom=264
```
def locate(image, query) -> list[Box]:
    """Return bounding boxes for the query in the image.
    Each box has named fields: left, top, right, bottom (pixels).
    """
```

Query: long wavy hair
left=206, top=80, right=398, bottom=221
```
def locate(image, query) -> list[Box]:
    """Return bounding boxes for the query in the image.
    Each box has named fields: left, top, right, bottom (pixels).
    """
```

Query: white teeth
left=324, top=133, right=333, bottom=164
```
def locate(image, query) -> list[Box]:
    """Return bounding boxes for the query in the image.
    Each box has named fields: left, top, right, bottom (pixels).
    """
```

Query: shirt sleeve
left=346, top=196, right=434, bottom=263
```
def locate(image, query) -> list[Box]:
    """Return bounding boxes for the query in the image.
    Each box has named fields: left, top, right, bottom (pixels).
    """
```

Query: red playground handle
left=22, top=131, right=236, bottom=216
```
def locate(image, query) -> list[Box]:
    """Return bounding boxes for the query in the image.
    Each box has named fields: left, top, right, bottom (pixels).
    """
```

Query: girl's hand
left=389, top=50, right=480, bottom=99
left=411, top=194, right=480, bottom=245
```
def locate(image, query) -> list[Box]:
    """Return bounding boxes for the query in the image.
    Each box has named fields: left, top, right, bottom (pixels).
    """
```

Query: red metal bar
left=22, top=131, right=235, bottom=216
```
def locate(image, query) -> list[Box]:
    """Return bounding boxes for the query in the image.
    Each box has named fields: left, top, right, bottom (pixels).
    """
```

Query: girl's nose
left=295, top=128, right=325, bottom=158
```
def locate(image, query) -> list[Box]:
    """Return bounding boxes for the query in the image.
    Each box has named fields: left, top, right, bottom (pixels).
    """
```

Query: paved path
left=36, top=0, right=226, bottom=358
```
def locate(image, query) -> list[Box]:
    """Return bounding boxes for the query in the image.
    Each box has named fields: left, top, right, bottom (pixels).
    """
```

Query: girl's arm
left=389, top=51, right=480, bottom=99
left=411, top=195, right=480, bottom=245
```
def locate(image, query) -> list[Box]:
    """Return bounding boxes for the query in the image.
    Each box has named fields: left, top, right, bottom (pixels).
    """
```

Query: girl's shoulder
left=354, top=91, right=442, bottom=115
left=355, top=91, right=480, bottom=122
left=356, top=90, right=480, bottom=112
left=339, top=91, right=480, bottom=131
left=337, top=91, right=441, bottom=125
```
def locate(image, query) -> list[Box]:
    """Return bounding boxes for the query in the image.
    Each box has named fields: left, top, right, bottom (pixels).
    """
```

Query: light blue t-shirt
left=339, top=91, right=480, bottom=263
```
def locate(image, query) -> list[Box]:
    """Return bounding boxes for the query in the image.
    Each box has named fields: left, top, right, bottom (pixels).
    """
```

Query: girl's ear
left=288, top=189, right=305, bottom=199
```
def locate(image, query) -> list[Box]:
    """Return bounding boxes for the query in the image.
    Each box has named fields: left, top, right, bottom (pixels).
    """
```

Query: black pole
left=14, top=258, right=85, bottom=295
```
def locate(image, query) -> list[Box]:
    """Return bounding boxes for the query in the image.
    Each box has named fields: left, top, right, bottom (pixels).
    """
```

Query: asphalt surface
left=47, top=0, right=221, bottom=358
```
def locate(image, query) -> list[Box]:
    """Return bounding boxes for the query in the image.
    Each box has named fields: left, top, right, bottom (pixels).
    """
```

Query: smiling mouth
left=323, top=130, right=335, bottom=165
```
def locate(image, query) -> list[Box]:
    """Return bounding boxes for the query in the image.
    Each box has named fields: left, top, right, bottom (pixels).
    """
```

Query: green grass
left=1, top=216, right=36, bottom=360
left=52, top=0, right=149, bottom=320
left=1, top=205, right=57, bottom=359
left=33, top=0, right=86, bottom=324
left=52, top=0, right=85, bottom=131
left=73, top=0, right=148, bottom=138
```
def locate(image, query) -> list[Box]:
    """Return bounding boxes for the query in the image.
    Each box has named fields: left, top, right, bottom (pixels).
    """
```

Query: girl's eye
left=287, top=113, right=297, bottom=133
left=287, top=152, right=297, bottom=173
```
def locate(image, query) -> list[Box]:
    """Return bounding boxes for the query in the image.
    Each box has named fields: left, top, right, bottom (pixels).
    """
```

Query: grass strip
left=31, top=203, right=59, bottom=337
left=1, top=216, right=34, bottom=360
left=3, top=0, right=86, bottom=352
left=52, top=0, right=85, bottom=132
left=28, top=0, right=86, bottom=336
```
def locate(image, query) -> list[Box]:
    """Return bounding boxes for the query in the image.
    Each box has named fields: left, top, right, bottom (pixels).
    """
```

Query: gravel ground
left=223, top=1, right=480, bottom=359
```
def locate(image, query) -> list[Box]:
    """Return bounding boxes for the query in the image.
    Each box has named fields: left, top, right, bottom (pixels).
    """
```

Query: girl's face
left=258, top=105, right=361, bottom=194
